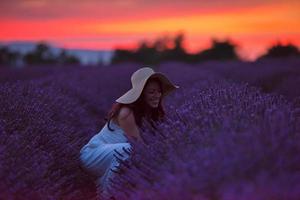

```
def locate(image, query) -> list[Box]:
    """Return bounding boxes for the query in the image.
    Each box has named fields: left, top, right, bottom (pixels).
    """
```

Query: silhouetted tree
left=134, top=41, right=161, bottom=65
left=111, top=41, right=161, bottom=65
left=111, top=33, right=189, bottom=64
left=153, top=35, right=172, bottom=52
left=195, top=39, right=239, bottom=62
left=258, top=42, right=300, bottom=60
left=24, top=42, right=56, bottom=65
left=23, top=43, right=81, bottom=66
left=161, top=33, right=189, bottom=62
left=0, top=46, right=20, bottom=66
left=57, top=49, right=80, bottom=65
left=111, top=49, right=136, bottom=64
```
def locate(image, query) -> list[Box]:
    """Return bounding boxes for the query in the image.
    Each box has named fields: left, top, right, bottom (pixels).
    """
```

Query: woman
left=79, top=67, right=179, bottom=199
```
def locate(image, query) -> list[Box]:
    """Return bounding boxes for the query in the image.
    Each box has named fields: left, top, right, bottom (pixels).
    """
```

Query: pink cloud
left=0, top=0, right=287, bottom=21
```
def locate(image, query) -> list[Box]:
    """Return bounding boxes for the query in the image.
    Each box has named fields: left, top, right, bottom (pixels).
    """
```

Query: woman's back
left=79, top=120, right=131, bottom=199
left=80, top=120, right=128, bottom=153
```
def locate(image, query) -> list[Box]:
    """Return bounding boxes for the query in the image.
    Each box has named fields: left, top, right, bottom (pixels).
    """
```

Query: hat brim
left=116, top=72, right=179, bottom=104
left=149, top=73, right=179, bottom=97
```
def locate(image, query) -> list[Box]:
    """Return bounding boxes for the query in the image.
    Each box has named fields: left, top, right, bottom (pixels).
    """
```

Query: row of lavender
left=160, top=57, right=300, bottom=101
left=1, top=57, right=300, bottom=100
left=0, top=60, right=300, bottom=199
left=0, top=64, right=141, bottom=200
left=112, top=81, right=300, bottom=199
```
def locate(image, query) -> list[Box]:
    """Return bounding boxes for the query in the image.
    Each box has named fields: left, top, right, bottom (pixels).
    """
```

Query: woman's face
left=143, top=80, right=162, bottom=108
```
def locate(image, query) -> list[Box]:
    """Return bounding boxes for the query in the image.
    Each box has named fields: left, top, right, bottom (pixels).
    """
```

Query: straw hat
left=116, top=67, right=179, bottom=104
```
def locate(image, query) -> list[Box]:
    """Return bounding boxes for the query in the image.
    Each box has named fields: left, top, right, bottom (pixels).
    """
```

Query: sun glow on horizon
left=0, top=0, right=299, bottom=61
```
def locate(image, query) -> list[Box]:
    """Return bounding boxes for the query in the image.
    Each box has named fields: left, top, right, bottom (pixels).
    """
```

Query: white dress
left=79, top=120, right=131, bottom=199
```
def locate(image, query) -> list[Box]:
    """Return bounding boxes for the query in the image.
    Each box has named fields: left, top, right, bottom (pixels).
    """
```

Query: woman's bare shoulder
left=117, top=106, right=134, bottom=120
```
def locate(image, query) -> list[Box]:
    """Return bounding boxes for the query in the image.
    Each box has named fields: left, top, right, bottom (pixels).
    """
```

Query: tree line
left=0, top=43, right=80, bottom=67
left=112, top=33, right=300, bottom=65
left=1, top=34, right=300, bottom=67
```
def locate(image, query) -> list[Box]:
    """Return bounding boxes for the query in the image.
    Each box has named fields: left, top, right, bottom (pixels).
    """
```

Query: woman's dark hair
left=105, top=77, right=165, bottom=131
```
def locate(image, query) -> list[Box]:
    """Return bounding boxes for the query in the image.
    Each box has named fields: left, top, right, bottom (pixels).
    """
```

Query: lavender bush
left=111, top=81, right=300, bottom=200
left=187, top=57, right=300, bottom=100
left=0, top=58, right=299, bottom=200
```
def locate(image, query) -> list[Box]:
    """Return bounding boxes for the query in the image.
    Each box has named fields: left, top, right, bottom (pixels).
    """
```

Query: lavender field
left=0, top=58, right=300, bottom=200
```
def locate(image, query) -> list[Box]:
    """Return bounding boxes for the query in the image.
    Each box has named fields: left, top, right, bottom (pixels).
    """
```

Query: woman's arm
left=117, top=106, right=143, bottom=142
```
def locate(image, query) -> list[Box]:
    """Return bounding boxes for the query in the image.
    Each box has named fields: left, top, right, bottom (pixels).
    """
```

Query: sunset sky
left=0, top=0, right=299, bottom=60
